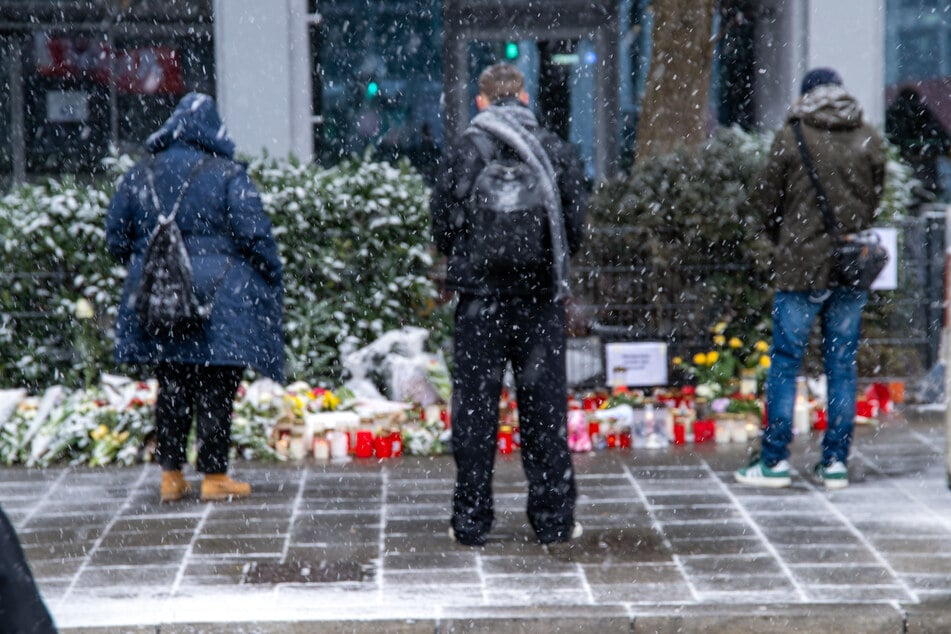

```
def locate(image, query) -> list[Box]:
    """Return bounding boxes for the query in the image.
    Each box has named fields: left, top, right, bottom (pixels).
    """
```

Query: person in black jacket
left=0, top=505, right=57, bottom=633
left=430, top=63, right=588, bottom=546
left=885, top=87, right=951, bottom=204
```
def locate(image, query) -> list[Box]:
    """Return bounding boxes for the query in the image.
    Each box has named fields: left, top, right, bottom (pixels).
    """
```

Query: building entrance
left=465, top=38, right=598, bottom=179
left=443, top=0, right=620, bottom=179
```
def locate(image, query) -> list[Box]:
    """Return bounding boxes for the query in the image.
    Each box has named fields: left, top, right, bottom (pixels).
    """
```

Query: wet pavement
left=2, top=408, right=950, bottom=633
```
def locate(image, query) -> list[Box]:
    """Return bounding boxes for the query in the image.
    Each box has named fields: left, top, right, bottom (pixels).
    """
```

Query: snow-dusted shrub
left=0, top=175, right=118, bottom=390
left=0, top=154, right=449, bottom=389
left=585, top=127, right=775, bottom=350
left=247, top=154, right=450, bottom=382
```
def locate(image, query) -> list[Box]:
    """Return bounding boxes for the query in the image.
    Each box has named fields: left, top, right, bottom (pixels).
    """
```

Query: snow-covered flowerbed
left=0, top=375, right=284, bottom=467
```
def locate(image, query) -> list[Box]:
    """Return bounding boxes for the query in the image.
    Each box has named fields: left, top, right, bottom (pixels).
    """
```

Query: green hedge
left=0, top=153, right=450, bottom=390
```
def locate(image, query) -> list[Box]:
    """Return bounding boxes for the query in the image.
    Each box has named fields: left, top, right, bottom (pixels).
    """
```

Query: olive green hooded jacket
left=751, top=85, right=886, bottom=291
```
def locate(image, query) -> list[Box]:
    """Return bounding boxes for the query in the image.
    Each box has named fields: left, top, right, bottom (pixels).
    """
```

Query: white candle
left=329, top=431, right=348, bottom=459
left=715, top=422, right=731, bottom=444
left=732, top=422, right=750, bottom=444
left=793, top=401, right=810, bottom=436
left=313, top=437, right=330, bottom=460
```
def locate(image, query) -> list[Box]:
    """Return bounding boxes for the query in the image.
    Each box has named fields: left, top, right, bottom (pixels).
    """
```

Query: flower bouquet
left=673, top=320, right=771, bottom=400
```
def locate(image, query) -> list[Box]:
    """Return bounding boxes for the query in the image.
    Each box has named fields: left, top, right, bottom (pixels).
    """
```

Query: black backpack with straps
left=133, top=158, right=212, bottom=338
left=464, top=130, right=551, bottom=276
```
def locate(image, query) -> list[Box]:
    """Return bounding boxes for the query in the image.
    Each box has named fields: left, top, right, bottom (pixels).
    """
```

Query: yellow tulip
left=707, top=351, right=720, bottom=364
left=729, top=337, right=742, bottom=349
left=759, top=355, right=771, bottom=368
left=672, top=356, right=683, bottom=366
left=91, top=424, right=109, bottom=441
left=713, top=334, right=726, bottom=346
left=693, top=352, right=707, bottom=366
left=323, top=391, right=340, bottom=411
left=712, top=321, right=727, bottom=334
left=755, top=340, right=769, bottom=352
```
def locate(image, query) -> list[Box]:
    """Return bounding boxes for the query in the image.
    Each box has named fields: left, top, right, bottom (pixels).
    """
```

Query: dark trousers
left=450, top=294, right=576, bottom=545
left=0, top=506, right=57, bottom=634
left=155, top=363, right=242, bottom=474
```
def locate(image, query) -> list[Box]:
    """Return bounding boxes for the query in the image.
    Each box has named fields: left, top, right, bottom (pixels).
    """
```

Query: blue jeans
left=761, top=289, right=867, bottom=467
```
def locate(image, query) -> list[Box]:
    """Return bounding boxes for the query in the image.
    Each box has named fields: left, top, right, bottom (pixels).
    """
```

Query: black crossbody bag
left=790, top=119, right=888, bottom=290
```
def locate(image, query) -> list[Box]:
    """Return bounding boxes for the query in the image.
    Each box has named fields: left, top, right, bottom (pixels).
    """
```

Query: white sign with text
left=605, top=341, right=668, bottom=387
left=869, top=227, right=898, bottom=291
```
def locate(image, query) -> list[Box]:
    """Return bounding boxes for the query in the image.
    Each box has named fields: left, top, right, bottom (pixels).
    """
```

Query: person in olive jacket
left=735, top=68, right=885, bottom=490
left=106, top=93, right=284, bottom=503
left=431, top=63, right=587, bottom=546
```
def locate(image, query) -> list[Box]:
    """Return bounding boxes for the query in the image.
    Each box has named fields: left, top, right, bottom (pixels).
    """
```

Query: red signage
left=34, top=34, right=184, bottom=95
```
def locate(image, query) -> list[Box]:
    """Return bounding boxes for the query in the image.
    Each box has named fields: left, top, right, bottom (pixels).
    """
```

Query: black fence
left=566, top=207, right=949, bottom=390
left=3, top=208, right=949, bottom=391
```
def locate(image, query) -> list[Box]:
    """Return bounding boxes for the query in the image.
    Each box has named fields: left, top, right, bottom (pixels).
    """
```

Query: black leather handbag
left=791, top=119, right=888, bottom=290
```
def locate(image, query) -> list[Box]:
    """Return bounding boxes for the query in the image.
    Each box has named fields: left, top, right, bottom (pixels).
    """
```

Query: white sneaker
left=815, top=460, right=849, bottom=490
left=734, top=459, right=792, bottom=488
left=571, top=522, right=583, bottom=539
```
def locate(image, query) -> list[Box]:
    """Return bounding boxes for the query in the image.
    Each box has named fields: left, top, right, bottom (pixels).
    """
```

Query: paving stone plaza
left=2, top=409, right=950, bottom=633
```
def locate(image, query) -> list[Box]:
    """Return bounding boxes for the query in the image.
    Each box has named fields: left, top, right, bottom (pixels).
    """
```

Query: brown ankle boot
left=160, top=470, right=191, bottom=502
left=200, top=474, right=251, bottom=501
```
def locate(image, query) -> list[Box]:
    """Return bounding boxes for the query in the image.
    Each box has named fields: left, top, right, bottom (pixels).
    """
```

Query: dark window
left=315, top=0, right=442, bottom=173
left=22, top=31, right=111, bottom=173
left=897, top=28, right=941, bottom=81
left=113, top=33, right=215, bottom=154
left=0, top=3, right=214, bottom=182
left=0, top=43, right=11, bottom=179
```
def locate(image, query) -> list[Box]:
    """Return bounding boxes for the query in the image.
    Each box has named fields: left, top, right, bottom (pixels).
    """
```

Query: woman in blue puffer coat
left=106, top=93, right=284, bottom=503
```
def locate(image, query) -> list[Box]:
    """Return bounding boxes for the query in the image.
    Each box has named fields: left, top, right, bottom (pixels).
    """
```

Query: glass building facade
left=1, top=1, right=949, bottom=187
left=0, top=1, right=214, bottom=187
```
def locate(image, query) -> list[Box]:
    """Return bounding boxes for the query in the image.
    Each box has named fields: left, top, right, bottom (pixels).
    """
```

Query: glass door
left=467, top=38, right=597, bottom=180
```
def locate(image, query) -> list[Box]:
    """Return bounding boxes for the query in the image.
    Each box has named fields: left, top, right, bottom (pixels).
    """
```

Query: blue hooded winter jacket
left=106, top=92, right=285, bottom=382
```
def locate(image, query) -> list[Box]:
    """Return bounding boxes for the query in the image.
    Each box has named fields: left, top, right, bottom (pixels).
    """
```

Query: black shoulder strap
left=145, top=156, right=210, bottom=222
left=790, top=119, right=840, bottom=237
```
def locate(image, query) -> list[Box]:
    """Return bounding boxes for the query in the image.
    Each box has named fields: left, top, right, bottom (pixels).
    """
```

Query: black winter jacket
left=430, top=105, right=588, bottom=298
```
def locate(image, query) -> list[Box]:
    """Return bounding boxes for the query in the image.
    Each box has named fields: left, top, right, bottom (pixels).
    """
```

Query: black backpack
left=133, top=158, right=211, bottom=337
left=465, top=131, right=551, bottom=275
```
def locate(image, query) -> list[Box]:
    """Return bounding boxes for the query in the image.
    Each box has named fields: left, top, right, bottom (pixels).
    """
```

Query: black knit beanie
left=800, top=68, right=843, bottom=95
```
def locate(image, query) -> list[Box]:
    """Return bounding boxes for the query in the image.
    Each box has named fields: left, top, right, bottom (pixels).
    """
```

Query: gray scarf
left=468, top=103, right=571, bottom=300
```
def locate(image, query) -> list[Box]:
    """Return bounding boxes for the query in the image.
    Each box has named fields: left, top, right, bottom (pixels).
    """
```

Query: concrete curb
left=60, top=601, right=951, bottom=633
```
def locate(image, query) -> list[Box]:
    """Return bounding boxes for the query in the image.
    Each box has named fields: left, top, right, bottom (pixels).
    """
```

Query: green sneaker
left=734, top=459, right=792, bottom=488
left=815, top=460, right=849, bottom=490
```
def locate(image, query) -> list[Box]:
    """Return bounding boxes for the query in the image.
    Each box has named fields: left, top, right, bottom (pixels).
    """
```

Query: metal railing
left=566, top=208, right=950, bottom=390
left=3, top=208, right=949, bottom=392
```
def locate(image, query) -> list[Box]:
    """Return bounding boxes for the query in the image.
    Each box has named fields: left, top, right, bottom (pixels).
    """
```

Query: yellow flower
left=91, top=424, right=109, bottom=441
left=713, top=335, right=726, bottom=346
left=728, top=337, right=742, bottom=349
left=117, top=431, right=130, bottom=443
left=759, top=355, right=771, bottom=368
left=672, top=356, right=683, bottom=366
left=755, top=340, right=769, bottom=352
left=712, top=321, right=728, bottom=334
left=288, top=394, right=306, bottom=416
left=323, top=391, right=340, bottom=411
left=706, top=351, right=719, bottom=364
left=693, top=352, right=707, bottom=366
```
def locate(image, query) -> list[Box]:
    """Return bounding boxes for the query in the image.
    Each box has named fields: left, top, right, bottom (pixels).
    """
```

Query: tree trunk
left=636, top=0, right=716, bottom=161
